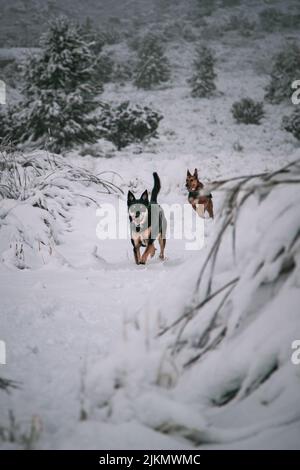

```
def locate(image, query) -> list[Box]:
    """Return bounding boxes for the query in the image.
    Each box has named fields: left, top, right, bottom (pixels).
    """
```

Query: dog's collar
left=188, top=190, right=200, bottom=198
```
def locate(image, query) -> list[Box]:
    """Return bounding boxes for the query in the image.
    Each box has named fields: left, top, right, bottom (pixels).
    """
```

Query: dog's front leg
left=131, top=240, right=141, bottom=265
left=195, top=203, right=205, bottom=218
left=134, top=246, right=142, bottom=264
left=140, top=243, right=155, bottom=265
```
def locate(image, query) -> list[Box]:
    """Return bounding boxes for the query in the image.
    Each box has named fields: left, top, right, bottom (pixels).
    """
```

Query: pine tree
left=15, top=16, right=102, bottom=152
left=134, top=34, right=171, bottom=90
left=265, top=43, right=300, bottom=103
left=188, top=45, right=216, bottom=98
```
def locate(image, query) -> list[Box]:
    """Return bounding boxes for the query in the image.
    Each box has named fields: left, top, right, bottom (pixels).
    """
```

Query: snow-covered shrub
left=265, top=44, right=300, bottom=104
left=98, top=28, right=121, bottom=46
left=231, top=98, right=265, bottom=125
left=282, top=107, right=300, bottom=140
left=188, top=45, right=216, bottom=98
left=224, top=14, right=256, bottom=36
left=7, top=17, right=102, bottom=153
left=134, top=33, right=171, bottom=90
left=87, top=161, right=300, bottom=446
left=259, top=8, right=300, bottom=32
left=99, top=101, right=163, bottom=150
left=259, top=8, right=283, bottom=32
left=195, top=0, right=216, bottom=17
left=0, top=147, right=120, bottom=268
left=0, top=410, right=41, bottom=450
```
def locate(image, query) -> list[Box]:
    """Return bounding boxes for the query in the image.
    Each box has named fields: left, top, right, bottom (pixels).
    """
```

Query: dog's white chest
left=132, top=227, right=151, bottom=246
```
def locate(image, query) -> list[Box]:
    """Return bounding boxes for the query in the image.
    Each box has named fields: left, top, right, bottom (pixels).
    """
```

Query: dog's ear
left=140, top=190, right=149, bottom=204
left=187, top=169, right=191, bottom=177
left=127, top=190, right=136, bottom=205
left=193, top=168, right=198, bottom=178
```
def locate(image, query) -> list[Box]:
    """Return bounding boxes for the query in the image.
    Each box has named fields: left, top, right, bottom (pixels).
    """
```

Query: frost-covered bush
left=98, top=28, right=121, bottom=46
left=259, top=8, right=283, bottom=32
left=282, top=107, right=300, bottom=140
left=0, top=148, right=120, bottom=269
left=0, top=410, right=41, bottom=449
left=259, top=8, right=300, bottom=32
left=134, top=34, right=171, bottom=89
left=231, top=98, right=265, bottom=125
left=265, top=44, right=300, bottom=104
left=7, top=17, right=102, bottom=153
left=188, top=45, right=216, bottom=98
left=99, top=101, right=163, bottom=150
left=195, top=0, right=216, bottom=17
left=224, top=14, right=256, bottom=36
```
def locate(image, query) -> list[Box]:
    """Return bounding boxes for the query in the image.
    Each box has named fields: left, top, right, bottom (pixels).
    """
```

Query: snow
left=1, top=1, right=300, bottom=450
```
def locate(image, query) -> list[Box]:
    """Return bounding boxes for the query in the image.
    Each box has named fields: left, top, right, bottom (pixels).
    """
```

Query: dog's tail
left=151, top=172, right=161, bottom=203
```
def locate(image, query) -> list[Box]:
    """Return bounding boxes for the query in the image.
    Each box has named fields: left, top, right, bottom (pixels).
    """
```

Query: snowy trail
left=0, top=193, right=199, bottom=448
left=1, top=157, right=297, bottom=449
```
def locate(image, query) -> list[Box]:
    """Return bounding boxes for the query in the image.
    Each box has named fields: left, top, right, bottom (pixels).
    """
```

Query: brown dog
left=186, top=169, right=214, bottom=219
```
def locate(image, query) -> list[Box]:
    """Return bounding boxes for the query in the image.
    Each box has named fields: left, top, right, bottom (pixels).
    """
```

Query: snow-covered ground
left=1, top=5, right=300, bottom=449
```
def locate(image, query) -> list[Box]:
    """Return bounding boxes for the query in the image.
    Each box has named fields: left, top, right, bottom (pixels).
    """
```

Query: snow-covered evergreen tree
left=265, top=43, right=300, bottom=103
left=134, top=34, right=171, bottom=90
left=188, top=45, right=217, bottom=98
left=14, top=16, right=102, bottom=152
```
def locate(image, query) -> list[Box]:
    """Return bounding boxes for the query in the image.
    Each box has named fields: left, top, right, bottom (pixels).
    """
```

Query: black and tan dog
left=186, top=169, right=214, bottom=219
left=127, top=172, right=167, bottom=265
